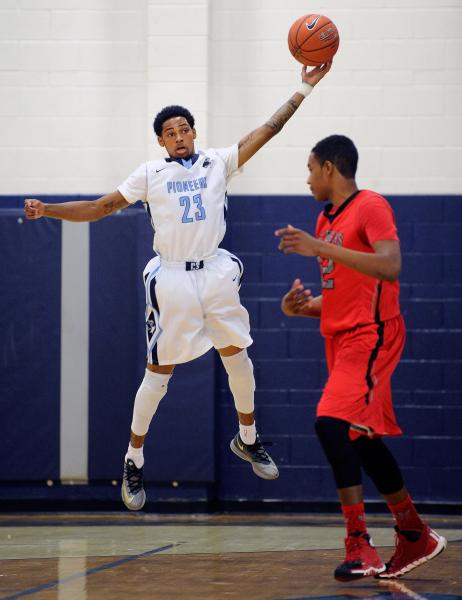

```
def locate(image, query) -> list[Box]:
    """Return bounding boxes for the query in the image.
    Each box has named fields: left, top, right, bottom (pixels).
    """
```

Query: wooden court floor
left=0, top=513, right=461, bottom=599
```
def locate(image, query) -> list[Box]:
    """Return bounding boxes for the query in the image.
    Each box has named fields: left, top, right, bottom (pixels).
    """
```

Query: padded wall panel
left=217, top=194, right=462, bottom=503
left=2, top=194, right=461, bottom=503
left=87, top=209, right=216, bottom=482
left=0, top=210, right=61, bottom=480
left=88, top=211, right=142, bottom=481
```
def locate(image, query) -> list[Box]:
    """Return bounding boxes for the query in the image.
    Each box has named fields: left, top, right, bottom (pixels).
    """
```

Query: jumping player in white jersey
left=24, top=62, right=331, bottom=510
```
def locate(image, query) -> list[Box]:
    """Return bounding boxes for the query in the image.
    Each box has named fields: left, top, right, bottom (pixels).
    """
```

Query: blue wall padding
left=88, top=210, right=145, bottom=480
left=218, top=194, right=462, bottom=502
left=1, top=194, right=461, bottom=503
left=0, top=210, right=61, bottom=479
left=88, top=209, right=215, bottom=482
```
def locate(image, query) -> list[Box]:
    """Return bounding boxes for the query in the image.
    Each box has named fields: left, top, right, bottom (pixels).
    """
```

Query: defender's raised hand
left=275, top=224, right=321, bottom=257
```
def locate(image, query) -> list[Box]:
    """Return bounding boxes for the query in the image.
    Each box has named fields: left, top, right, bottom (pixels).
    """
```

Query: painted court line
left=2, top=543, right=178, bottom=599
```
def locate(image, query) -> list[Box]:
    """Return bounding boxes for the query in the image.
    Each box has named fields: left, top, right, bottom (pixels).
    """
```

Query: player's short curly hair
left=153, top=105, right=195, bottom=136
left=311, top=135, right=358, bottom=179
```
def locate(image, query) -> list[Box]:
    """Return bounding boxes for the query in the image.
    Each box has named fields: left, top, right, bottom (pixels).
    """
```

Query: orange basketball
left=288, top=14, right=339, bottom=66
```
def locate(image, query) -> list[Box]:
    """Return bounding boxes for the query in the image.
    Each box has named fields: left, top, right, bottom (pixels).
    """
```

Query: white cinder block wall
left=1, top=0, right=461, bottom=195
left=0, top=0, right=148, bottom=194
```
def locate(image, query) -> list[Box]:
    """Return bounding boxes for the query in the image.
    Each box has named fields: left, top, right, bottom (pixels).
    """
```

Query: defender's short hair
left=153, top=105, right=195, bottom=136
left=311, top=135, right=358, bottom=179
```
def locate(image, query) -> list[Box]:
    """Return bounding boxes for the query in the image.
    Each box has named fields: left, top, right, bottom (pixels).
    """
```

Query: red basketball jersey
left=315, top=190, right=400, bottom=337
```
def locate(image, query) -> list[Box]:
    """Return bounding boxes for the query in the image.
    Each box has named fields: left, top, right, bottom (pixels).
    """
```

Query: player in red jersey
left=275, top=135, right=447, bottom=582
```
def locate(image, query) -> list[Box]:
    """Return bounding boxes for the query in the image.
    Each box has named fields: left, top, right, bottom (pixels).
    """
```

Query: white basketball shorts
left=143, top=248, right=252, bottom=365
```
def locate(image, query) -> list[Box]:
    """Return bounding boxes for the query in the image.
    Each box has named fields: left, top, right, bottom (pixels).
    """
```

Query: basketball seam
left=301, top=21, right=339, bottom=53
left=298, top=39, right=339, bottom=59
left=294, top=15, right=309, bottom=50
left=288, top=38, right=299, bottom=57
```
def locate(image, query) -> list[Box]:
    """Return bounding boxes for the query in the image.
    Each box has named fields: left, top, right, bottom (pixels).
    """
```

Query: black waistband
left=185, top=260, right=204, bottom=271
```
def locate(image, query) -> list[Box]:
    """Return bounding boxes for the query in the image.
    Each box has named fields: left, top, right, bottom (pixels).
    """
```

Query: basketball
left=288, top=14, right=339, bottom=66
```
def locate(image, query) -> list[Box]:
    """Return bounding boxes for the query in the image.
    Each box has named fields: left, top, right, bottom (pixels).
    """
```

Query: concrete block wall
left=1, top=1, right=461, bottom=195
left=0, top=0, right=148, bottom=194
left=209, top=0, right=462, bottom=194
left=146, top=0, right=209, bottom=157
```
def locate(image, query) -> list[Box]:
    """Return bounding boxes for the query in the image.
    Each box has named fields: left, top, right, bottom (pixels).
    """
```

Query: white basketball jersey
left=118, top=145, right=240, bottom=262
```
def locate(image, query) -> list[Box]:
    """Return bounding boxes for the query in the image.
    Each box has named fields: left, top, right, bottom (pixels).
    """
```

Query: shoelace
left=125, top=462, right=143, bottom=494
left=250, top=440, right=273, bottom=463
left=388, top=528, right=412, bottom=568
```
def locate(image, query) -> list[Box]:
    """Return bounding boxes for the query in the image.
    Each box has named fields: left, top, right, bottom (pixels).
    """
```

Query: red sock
left=341, top=502, right=368, bottom=537
left=387, top=495, right=424, bottom=531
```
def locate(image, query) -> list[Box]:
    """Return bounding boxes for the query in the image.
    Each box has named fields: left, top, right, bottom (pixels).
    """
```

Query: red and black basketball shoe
left=334, top=532, right=385, bottom=581
left=377, top=525, right=447, bottom=579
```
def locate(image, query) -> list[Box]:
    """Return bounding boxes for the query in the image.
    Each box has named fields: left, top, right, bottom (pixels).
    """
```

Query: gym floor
left=0, top=513, right=461, bottom=599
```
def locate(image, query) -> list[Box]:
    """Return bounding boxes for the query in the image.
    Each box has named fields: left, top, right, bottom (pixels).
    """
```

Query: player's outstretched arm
left=281, top=278, right=322, bottom=318
left=276, top=226, right=402, bottom=282
left=237, top=61, right=332, bottom=168
left=24, top=191, right=130, bottom=222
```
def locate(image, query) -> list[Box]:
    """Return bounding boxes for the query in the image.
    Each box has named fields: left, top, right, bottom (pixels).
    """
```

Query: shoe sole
left=121, top=484, right=146, bottom=511
left=229, top=440, right=279, bottom=480
left=335, top=564, right=386, bottom=582
left=377, top=532, right=447, bottom=579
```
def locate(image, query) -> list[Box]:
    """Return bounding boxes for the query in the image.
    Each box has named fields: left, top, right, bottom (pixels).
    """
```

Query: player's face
left=307, top=152, right=330, bottom=202
left=158, top=117, right=196, bottom=159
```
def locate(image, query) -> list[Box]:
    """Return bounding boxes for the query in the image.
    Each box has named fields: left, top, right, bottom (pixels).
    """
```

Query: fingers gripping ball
left=288, top=14, right=339, bottom=66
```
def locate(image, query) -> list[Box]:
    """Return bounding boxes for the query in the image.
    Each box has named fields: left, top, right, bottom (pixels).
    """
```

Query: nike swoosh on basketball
left=306, top=15, right=321, bottom=30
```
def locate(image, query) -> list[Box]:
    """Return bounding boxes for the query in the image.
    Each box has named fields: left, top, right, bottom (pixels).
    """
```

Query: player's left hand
left=281, top=278, right=317, bottom=316
left=302, top=60, right=332, bottom=87
left=275, top=224, right=320, bottom=257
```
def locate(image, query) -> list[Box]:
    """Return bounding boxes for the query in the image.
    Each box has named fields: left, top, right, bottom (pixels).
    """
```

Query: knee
left=220, top=349, right=255, bottom=413
left=142, top=368, right=172, bottom=394
left=354, top=437, right=404, bottom=495
left=314, top=417, right=362, bottom=489
left=221, top=349, right=254, bottom=380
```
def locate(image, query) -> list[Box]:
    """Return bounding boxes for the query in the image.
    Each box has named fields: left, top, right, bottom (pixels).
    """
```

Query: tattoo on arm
left=102, top=196, right=126, bottom=215
left=238, top=131, right=256, bottom=152
left=103, top=200, right=115, bottom=215
left=237, top=95, right=303, bottom=165
left=264, top=98, right=299, bottom=133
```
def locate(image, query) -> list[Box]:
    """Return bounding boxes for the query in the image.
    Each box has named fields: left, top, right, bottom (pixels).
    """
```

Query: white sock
left=239, top=422, right=257, bottom=445
left=131, top=369, right=172, bottom=436
left=220, top=350, right=255, bottom=414
left=125, top=444, right=144, bottom=469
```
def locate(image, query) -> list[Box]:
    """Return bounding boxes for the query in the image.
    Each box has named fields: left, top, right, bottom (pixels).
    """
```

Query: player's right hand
left=24, top=199, right=45, bottom=219
left=302, top=60, right=333, bottom=87
left=281, top=278, right=315, bottom=316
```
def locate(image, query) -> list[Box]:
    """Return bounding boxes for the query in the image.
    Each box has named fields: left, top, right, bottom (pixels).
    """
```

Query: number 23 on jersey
left=179, top=193, right=206, bottom=223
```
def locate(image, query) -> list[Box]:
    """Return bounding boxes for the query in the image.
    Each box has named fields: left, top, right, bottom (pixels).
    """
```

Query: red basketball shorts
left=317, top=315, right=406, bottom=438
